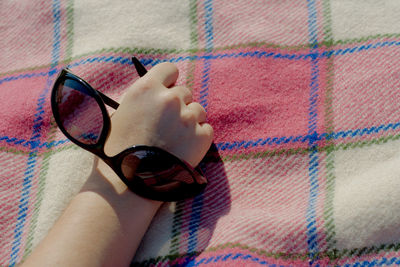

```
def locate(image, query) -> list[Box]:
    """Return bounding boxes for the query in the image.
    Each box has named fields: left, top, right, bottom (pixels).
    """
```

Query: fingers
left=196, top=122, right=214, bottom=148
left=187, top=102, right=207, bottom=123
left=169, top=86, right=193, bottom=104
left=133, top=61, right=212, bottom=138
left=146, top=62, right=179, bottom=88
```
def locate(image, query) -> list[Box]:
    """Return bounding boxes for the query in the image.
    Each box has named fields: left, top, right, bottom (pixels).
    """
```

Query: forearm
left=22, top=170, right=162, bottom=267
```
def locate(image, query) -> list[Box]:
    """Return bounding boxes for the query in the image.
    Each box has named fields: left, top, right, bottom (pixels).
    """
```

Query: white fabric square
left=32, top=149, right=93, bottom=248
left=134, top=203, right=176, bottom=261
left=333, top=139, right=400, bottom=249
left=331, top=0, right=400, bottom=40
left=72, top=0, right=192, bottom=56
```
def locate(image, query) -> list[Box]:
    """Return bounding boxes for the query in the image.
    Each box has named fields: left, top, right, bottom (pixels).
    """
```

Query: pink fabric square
left=0, top=71, right=52, bottom=152
left=198, top=49, right=312, bottom=146
left=0, top=1, right=59, bottom=73
left=333, top=46, right=400, bottom=131
left=197, top=0, right=310, bottom=49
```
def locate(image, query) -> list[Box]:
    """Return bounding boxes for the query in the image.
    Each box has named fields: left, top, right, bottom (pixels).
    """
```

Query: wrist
left=81, top=158, right=163, bottom=212
left=24, top=161, right=163, bottom=267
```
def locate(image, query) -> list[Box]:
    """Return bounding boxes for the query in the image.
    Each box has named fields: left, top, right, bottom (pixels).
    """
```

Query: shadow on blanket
left=193, top=143, right=231, bottom=252
left=133, top=143, right=232, bottom=262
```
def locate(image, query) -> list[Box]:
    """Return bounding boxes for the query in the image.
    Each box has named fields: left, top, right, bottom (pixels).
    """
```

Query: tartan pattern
left=1, top=0, right=400, bottom=266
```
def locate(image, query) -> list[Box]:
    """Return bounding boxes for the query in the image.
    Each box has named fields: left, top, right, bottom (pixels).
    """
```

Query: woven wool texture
left=1, top=0, right=400, bottom=266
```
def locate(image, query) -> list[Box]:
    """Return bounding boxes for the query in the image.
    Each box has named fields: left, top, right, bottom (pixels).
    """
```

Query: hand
left=22, top=62, right=213, bottom=267
left=105, top=62, right=214, bottom=167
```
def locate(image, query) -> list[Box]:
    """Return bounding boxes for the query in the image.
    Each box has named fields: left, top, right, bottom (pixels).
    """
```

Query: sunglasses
left=51, top=57, right=207, bottom=202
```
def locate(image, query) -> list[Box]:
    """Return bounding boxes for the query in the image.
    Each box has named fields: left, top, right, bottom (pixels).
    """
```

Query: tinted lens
left=121, top=150, right=199, bottom=193
left=55, top=79, right=104, bottom=145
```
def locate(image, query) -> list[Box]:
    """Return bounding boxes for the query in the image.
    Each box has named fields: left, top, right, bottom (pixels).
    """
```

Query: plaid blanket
left=1, top=0, right=400, bottom=266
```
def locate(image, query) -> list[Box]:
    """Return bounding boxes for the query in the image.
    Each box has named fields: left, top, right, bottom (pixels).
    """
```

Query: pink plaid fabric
left=1, top=0, right=400, bottom=266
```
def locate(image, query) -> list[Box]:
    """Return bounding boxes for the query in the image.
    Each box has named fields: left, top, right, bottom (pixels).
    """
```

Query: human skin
left=21, top=62, right=213, bottom=267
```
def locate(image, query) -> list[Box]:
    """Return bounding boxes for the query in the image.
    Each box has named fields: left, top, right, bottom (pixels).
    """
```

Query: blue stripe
left=176, top=253, right=287, bottom=266
left=2, top=121, right=400, bottom=151
left=166, top=253, right=400, bottom=266
left=306, top=0, right=320, bottom=262
left=145, top=254, right=400, bottom=266
left=186, top=0, right=215, bottom=254
left=1, top=38, right=399, bottom=83
left=217, top=122, right=400, bottom=150
left=9, top=91, right=49, bottom=266
left=187, top=194, right=204, bottom=253
left=160, top=253, right=400, bottom=267
left=204, top=0, right=214, bottom=51
left=0, top=71, right=50, bottom=85
left=51, top=0, right=61, bottom=67
left=3, top=38, right=400, bottom=85
left=200, top=59, right=211, bottom=109
left=8, top=0, right=61, bottom=265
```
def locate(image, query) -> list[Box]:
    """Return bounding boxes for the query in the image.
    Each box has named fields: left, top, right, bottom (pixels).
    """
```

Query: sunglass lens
left=121, top=150, right=204, bottom=194
left=55, top=79, right=104, bottom=145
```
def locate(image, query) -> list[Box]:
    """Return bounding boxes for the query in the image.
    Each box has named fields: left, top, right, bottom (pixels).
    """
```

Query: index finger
left=145, top=62, right=179, bottom=88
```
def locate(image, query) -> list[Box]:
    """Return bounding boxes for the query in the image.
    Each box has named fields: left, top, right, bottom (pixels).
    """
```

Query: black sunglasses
left=51, top=57, right=207, bottom=202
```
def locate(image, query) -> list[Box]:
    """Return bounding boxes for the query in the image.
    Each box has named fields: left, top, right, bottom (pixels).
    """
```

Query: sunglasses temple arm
left=132, top=57, right=148, bottom=77
left=97, top=90, right=120, bottom=109
left=94, top=57, right=148, bottom=110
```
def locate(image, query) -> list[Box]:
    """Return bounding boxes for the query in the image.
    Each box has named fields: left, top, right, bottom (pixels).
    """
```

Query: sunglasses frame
left=51, top=65, right=207, bottom=201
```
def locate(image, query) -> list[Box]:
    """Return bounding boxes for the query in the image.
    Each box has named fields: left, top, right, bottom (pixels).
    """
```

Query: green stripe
left=0, top=144, right=78, bottom=157
left=186, top=0, right=198, bottom=90
left=323, top=57, right=337, bottom=251
left=218, top=134, right=400, bottom=162
left=323, top=138, right=338, bottom=249
left=3, top=31, right=400, bottom=77
left=1, top=133, right=399, bottom=161
left=169, top=0, right=199, bottom=256
left=133, top=241, right=400, bottom=266
left=322, top=0, right=333, bottom=45
left=323, top=151, right=337, bottom=251
left=324, top=33, right=400, bottom=47
left=169, top=201, right=186, bottom=255
left=185, top=57, right=197, bottom=91
left=21, top=151, right=52, bottom=260
left=321, top=0, right=337, bottom=252
left=50, top=144, right=80, bottom=153
left=65, top=0, right=74, bottom=62
left=21, top=141, right=80, bottom=259
left=47, top=118, right=59, bottom=145
left=189, top=0, right=199, bottom=49
left=65, top=42, right=306, bottom=61
left=0, top=147, right=30, bottom=155
left=22, top=116, right=75, bottom=258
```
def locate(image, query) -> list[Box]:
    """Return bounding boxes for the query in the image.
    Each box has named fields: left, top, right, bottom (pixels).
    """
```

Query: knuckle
left=178, top=86, right=193, bottom=102
left=136, top=77, right=158, bottom=90
left=181, top=86, right=191, bottom=94
left=127, top=78, right=157, bottom=96
left=190, top=102, right=206, bottom=118
left=202, top=123, right=214, bottom=139
left=182, top=110, right=197, bottom=123
left=159, top=90, right=181, bottom=107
